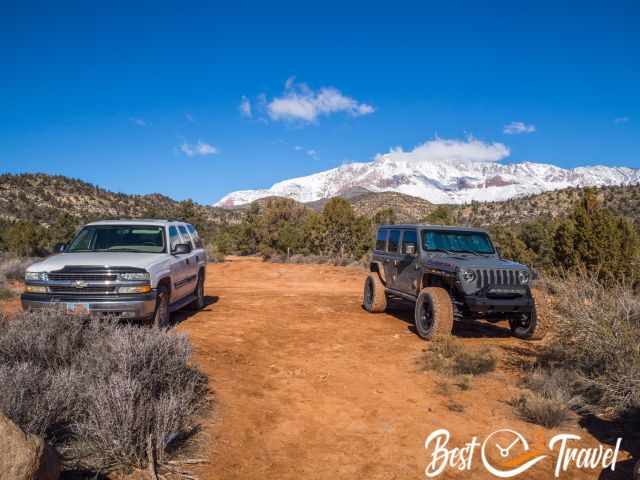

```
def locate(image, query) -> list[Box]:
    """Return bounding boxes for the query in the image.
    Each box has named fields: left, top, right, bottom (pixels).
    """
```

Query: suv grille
left=49, top=285, right=117, bottom=295
left=475, top=269, right=521, bottom=289
left=48, top=272, right=118, bottom=281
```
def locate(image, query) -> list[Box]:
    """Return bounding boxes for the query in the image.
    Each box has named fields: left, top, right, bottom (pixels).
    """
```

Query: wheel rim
left=418, top=296, right=434, bottom=333
left=513, top=313, right=532, bottom=330
left=365, top=278, right=374, bottom=307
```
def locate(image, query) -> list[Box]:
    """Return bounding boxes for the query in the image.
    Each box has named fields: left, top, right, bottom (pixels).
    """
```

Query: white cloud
left=265, top=79, right=375, bottom=123
left=375, top=137, right=510, bottom=165
left=239, top=96, right=252, bottom=118
left=129, top=117, right=147, bottom=127
left=180, top=141, right=219, bottom=157
left=503, top=121, right=536, bottom=134
left=614, top=116, right=629, bottom=124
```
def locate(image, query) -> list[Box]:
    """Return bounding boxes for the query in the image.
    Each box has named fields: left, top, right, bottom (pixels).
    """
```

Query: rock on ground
left=0, top=414, right=60, bottom=480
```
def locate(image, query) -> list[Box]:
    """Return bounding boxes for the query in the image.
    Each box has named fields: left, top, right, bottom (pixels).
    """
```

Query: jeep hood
left=27, top=252, right=167, bottom=273
left=423, top=254, right=528, bottom=272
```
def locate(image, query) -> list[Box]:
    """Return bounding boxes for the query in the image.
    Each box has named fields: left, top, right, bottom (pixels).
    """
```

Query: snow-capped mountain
left=214, top=138, right=640, bottom=207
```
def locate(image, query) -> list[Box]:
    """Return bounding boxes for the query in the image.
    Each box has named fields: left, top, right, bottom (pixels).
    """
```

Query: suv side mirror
left=172, top=243, right=192, bottom=255
left=54, top=243, right=66, bottom=253
left=405, top=244, right=417, bottom=256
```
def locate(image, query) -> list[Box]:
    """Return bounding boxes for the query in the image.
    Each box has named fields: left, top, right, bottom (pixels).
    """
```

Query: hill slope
left=0, top=173, right=240, bottom=226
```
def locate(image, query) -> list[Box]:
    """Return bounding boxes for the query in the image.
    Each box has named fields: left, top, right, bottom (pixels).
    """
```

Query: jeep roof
left=376, top=224, right=489, bottom=234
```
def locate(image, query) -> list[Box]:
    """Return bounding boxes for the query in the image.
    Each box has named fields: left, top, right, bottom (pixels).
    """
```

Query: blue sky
left=1, top=1, right=638, bottom=204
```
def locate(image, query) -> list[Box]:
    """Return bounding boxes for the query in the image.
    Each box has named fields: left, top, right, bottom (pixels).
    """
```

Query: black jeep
left=363, top=224, right=547, bottom=340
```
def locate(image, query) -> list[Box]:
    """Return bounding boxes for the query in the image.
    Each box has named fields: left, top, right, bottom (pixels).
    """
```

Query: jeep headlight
left=518, top=270, right=530, bottom=285
left=460, top=269, right=476, bottom=283
left=25, top=271, right=48, bottom=282
left=119, top=272, right=150, bottom=281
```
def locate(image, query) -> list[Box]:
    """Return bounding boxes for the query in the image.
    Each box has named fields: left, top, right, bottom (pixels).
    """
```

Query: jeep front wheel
left=363, top=273, right=387, bottom=313
left=414, top=287, right=454, bottom=340
left=509, top=287, right=549, bottom=340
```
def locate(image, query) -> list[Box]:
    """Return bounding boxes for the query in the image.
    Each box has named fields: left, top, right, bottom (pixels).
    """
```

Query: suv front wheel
left=190, top=271, right=205, bottom=310
left=414, top=287, right=454, bottom=340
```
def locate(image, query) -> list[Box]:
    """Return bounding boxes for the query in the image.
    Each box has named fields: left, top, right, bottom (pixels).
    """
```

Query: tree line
left=2, top=189, right=639, bottom=284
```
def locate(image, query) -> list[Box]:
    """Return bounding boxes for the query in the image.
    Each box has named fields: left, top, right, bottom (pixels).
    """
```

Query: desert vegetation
left=0, top=309, right=209, bottom=474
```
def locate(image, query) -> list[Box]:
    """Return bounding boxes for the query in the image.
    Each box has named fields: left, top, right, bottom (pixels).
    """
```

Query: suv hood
left=27, top=252, right=167, bottom=273
left=423, top=254, right=528, bottom=272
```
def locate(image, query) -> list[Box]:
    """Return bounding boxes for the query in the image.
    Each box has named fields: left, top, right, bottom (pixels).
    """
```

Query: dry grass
left=0, top=309, right=209, bottom=473
left=422, top=337, right=496, bottom=376
left=0, top=255, right=37, bottom=283
left=510, top=392, right=571, bottom=428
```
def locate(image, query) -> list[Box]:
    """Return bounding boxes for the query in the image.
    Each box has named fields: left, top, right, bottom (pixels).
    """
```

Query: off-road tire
left=363, top=273, right=387, bottom=313
left=153, top=285, right=170, bottom=329
left=633, top=458, right=640, bottom=480
left=190, top=271, right=205, bottom=310
left=509, top=287, right=549, bottom=340
left=414, top=287, right=454, bottom=340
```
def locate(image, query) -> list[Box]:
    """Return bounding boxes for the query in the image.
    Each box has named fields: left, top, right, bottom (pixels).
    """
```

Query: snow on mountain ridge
left=214, top=138, right=640, bottom=207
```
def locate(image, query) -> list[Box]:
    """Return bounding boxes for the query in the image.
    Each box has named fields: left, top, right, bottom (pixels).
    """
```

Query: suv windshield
left=67, top=225, right=166, bottom=253
left=422, top=230, right=495, bottom=255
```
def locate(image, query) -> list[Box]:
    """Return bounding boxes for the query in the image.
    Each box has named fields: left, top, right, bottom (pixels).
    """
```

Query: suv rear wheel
left=509, top=288, right=549, bottom=340
left=414, top=287, right=454, bottom=340
left=190, top=271, right=205, bottom=310
left=363, top=273, right=387, bottom=313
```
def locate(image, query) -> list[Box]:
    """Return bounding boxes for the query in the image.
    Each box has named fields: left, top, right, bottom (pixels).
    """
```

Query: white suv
left=21, top=219, right=207, bottom=326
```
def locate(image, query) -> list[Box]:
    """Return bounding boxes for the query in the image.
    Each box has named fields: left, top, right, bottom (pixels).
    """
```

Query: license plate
left=65, top=303, right=90, bottom=316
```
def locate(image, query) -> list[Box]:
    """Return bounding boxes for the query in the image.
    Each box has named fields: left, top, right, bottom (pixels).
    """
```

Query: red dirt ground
left=3, top=257, right=633, bottom=479
left=171, top=257, right=633, bottom=480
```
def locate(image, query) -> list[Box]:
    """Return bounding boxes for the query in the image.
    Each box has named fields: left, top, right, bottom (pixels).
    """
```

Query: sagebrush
left=0, top=309, right=209, bottom=472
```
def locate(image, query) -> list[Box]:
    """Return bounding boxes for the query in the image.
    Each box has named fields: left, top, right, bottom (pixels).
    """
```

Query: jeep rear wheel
left=363, top=273, right=387, bottom=313
left=509, top=287, right=549, bottom=340
left=414, top=287, right=454, bottom=340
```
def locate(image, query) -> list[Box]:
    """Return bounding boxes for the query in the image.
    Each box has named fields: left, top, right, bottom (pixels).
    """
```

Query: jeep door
left=382, top=229, right=402, bottom=290
left=396, top=229, right=420, bottom=295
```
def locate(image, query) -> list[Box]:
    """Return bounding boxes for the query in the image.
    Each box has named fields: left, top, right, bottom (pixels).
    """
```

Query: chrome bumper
left=21, top=292, right=157, bottom=319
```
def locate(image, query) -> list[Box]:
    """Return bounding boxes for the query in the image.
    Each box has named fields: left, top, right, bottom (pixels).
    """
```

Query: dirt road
left=173, top=257, right=632, bottom=480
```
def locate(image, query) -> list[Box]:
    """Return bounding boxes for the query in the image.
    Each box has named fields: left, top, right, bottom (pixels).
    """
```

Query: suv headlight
left=518, top=270, right=530, bottom=284
left=119, top=272, right=150, bottom=281
left=460, top=269, right=476, bottom=283
left=25, top=272, right=48, bottom=281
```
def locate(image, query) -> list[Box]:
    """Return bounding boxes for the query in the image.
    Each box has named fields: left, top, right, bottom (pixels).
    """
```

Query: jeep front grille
left=475, top=269, right=521, bottom=289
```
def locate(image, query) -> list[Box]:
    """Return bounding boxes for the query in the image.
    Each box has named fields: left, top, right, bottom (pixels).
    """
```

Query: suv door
left=383, top=229, right=402, bottom=290
left=177, top=224, right=198, bottom=296
left=396, top=229, right=420, bottom=295
left=168, top=225, right=190, bottom=303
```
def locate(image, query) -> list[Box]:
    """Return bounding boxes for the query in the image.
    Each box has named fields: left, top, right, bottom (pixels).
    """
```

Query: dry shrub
left=548, top=271, right=640, bottom=414
left=0, top=309, right=209, bottom=472
left=421, top=337, right=496, bottom=376
left=0, top=255, right=38, bottom=283
left=510, top=392, right=571, bottom=428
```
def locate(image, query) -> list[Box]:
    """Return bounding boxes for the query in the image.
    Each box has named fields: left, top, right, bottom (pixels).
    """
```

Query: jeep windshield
left=422, top=230, right=495, bottom=255
left=66, top=225, right=166, bottom=253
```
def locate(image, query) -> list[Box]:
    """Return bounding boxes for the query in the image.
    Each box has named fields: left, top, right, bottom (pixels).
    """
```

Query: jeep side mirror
left=172, top=243, right=192, bottom=255
left=405, top=244, right=417, bottom=256
left=495, top=247, right=502, bottom=258
left=54, top=243, right=66, bottom=253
